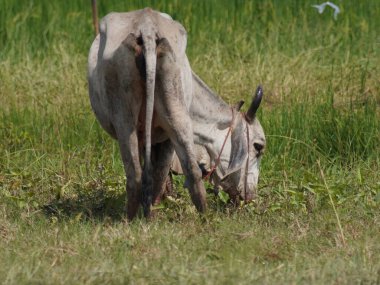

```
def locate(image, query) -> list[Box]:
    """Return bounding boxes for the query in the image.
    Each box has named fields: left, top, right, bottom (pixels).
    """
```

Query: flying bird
left=312, top=1, right=341, bottom=20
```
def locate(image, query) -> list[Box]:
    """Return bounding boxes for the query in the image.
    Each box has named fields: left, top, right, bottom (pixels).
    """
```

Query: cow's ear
left=218, top=101, right=245, bottom=129
left=234, top=100, right=245, bottom=112
left=224, top=120, right=247, bottom=177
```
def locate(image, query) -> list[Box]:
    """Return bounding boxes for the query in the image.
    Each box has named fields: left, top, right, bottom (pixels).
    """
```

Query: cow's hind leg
left=109, top=34, right=145, bottom=220
left=115, top=126, right=142, bottom=220
left=112, top=102, right=142, bottom=220
left=155, top=38, right=207, bottom=213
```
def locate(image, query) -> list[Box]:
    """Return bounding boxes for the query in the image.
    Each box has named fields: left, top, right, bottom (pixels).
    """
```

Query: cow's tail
left=141, top=27, right=157, bottom=217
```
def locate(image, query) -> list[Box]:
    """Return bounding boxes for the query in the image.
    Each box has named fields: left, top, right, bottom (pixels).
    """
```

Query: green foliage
left=1, top=0, right=379, bottom=61
left=0, top=0, right=379, bottom=283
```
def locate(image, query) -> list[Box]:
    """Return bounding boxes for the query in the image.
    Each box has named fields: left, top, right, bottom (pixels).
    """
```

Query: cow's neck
left=190, top=72, right=239, bottom=172
left=190, top=72, right=233, bottom=125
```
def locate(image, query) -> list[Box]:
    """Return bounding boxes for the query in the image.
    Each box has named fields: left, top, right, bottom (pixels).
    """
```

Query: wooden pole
left=91, top=0, right=99, bottom=36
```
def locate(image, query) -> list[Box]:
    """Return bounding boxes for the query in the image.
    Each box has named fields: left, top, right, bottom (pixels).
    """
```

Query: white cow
left=88, top=8, right=265, bottom=219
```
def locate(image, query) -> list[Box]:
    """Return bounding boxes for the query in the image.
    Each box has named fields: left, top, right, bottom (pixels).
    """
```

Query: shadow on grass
left=42, top=189, right=127, bottom=222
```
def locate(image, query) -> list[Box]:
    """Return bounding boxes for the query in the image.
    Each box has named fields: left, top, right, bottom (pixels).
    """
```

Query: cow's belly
left=89, top=77, right=118, bottom=139
left=152, top=127, right=169, bottom=144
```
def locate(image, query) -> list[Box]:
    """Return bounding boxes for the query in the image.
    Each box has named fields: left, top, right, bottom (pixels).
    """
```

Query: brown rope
left=204, top=111, right=252, bottom=203
left=203, top=108, right=234, bottom=181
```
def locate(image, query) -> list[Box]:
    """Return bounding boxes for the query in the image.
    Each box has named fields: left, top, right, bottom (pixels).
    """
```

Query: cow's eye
left=253, top=143, right=264, bottom=153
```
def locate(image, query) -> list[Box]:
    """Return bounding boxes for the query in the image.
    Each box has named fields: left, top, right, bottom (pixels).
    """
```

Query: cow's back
left=88, top=8, right=189, bottom=78
left=88, top=8, right=194, bottom=124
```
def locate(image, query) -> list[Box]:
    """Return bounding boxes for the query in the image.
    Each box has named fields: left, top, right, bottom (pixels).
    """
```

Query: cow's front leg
left=150, top=139, right=175, bottom=207
left=155, top=113, right=208, bottom=214
left=155, top=38, right=207, bottom=214
left=170, top=133, right=207, bottom=213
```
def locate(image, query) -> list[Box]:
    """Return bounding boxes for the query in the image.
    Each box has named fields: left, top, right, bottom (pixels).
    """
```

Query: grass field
left=0, top=0, right=379, bottom=284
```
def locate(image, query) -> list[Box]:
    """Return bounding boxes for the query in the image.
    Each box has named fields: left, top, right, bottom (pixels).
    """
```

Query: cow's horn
left=246, top=85, right=263, bottom=122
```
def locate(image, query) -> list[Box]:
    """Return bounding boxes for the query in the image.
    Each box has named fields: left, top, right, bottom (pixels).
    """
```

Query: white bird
left=312, top=1, right=341, bottom=20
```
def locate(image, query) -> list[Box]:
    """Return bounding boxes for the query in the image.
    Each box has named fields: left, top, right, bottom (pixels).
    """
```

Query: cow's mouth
left=222, top=186, right=255, bottom=205
left=240, top=191, right=254, bottom=203
left=220, top=175, right=256, bottom=204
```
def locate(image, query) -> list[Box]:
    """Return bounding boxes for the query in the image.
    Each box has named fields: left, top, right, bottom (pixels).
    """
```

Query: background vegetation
left=0, top=0, right=379, bottom=284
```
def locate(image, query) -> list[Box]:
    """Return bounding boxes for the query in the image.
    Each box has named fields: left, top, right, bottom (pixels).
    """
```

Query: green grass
left=0, top=0, right=379, bottom=284
left=1, top=208, right=379, bottom=284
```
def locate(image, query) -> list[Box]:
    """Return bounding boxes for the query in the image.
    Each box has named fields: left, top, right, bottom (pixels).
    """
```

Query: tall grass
left=1, top=1, right=379, bottom=59
left=0, top=1, right=379, bottom=284
left=1, top=0, right=379, bottom=196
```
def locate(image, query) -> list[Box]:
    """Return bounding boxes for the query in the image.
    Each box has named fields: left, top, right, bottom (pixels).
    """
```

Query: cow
left=165, top=79, right=266, bottom=205
left=87, top=8, right=265, bottom=220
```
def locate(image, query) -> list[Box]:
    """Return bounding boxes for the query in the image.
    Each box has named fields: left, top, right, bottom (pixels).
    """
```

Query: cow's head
left=221, top=86, right=266, bottom=203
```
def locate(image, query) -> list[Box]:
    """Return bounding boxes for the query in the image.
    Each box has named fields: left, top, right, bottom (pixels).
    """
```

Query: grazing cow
left=167, top=79, right=266, bottom=204
left=88, top=8, right=265, bottom=219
